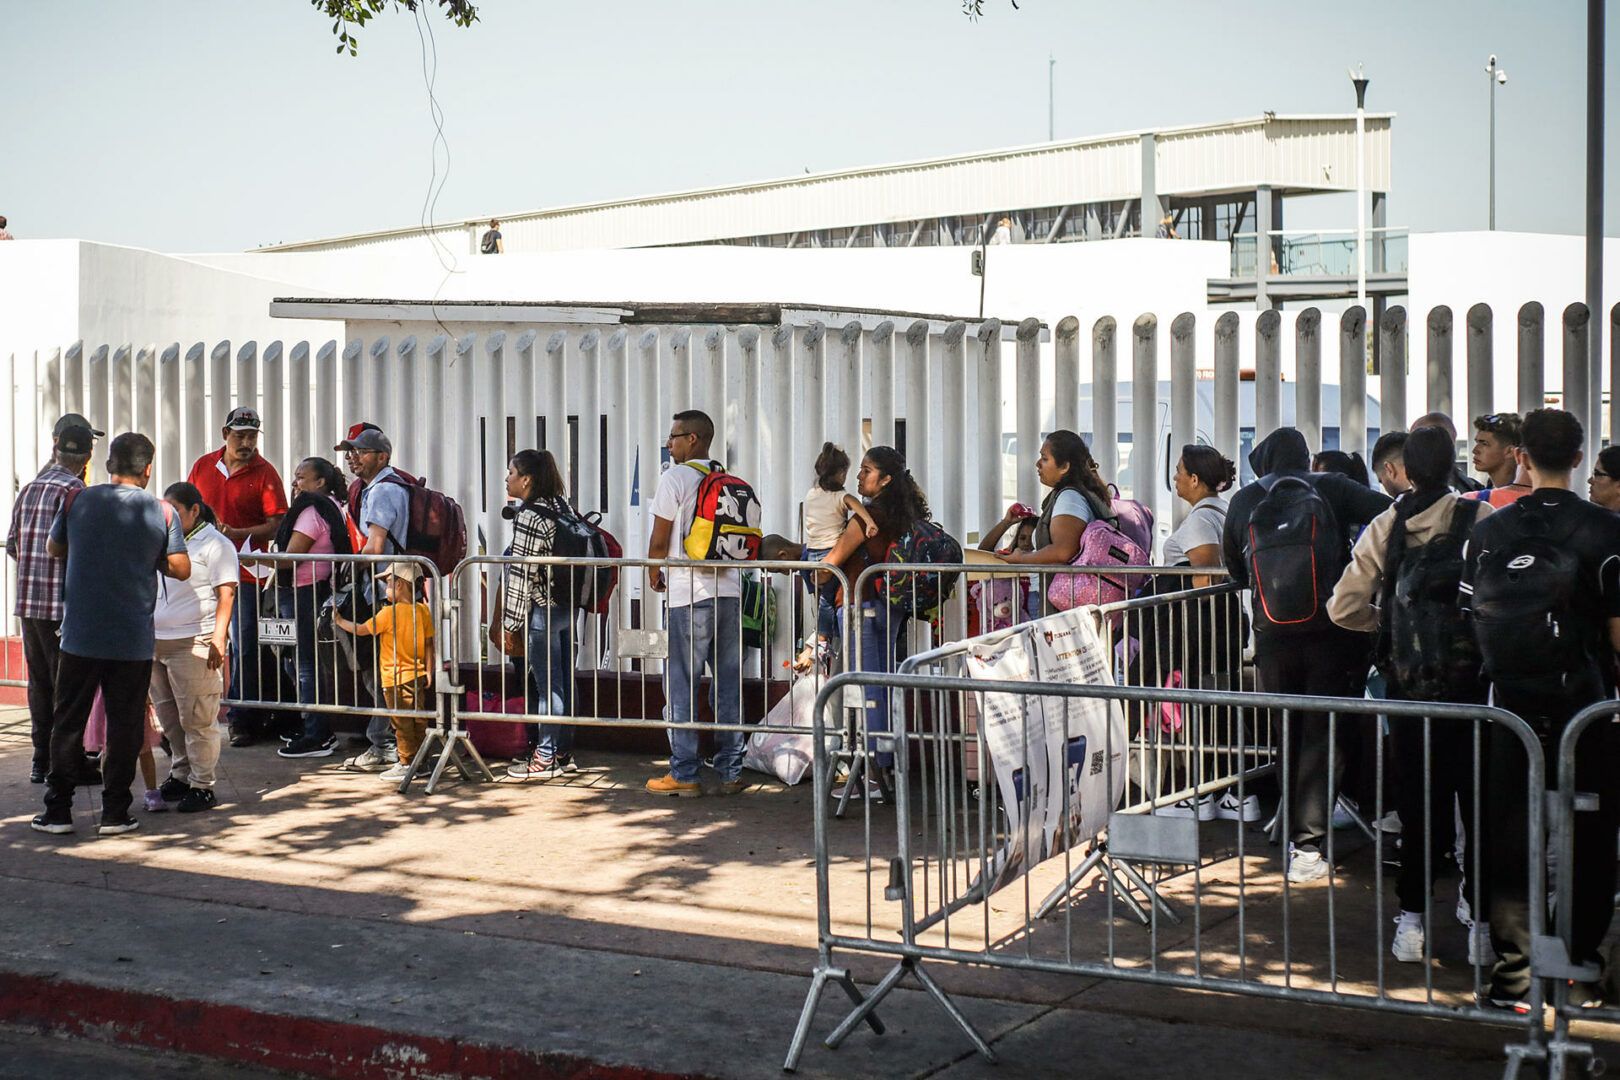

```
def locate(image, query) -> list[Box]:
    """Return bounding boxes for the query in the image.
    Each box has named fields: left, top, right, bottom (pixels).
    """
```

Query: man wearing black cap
left=187, top=407, right=289, bottom=746
left=6, top=420, right=96, bottom=783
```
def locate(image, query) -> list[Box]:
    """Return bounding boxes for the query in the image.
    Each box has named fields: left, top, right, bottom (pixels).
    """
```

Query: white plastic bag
left=743, top=677, right=834, bottom=786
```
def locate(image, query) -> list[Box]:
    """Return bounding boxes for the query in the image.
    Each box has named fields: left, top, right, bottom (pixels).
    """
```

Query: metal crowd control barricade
left=1544, top=700, right=1620, bottom=1078
left=784, top=669, right=1550, bottom=1077
left=227, top=552, right=462, bottom=794
left=447, top=555, right=852, bottom=789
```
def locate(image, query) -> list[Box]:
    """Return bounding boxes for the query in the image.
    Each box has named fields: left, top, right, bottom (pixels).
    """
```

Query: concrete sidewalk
left=0, top=706, right=1608, bottom=1078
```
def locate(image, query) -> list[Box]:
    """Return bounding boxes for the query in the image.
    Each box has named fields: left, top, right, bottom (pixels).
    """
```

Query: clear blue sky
left=3, top=0, right=1617, bottom=251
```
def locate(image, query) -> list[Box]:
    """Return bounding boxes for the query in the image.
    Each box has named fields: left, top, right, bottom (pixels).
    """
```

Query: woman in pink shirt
left=273, top=458, right=355, bottom=758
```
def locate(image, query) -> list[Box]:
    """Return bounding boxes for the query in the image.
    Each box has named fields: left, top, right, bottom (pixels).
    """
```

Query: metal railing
left=784, top=665, right=1551, bottom=1074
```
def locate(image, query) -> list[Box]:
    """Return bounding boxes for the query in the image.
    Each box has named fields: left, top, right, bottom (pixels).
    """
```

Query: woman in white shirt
left=150, top=482, right=238, bottom=813
left=1163, top=445, right=1235, bottom=587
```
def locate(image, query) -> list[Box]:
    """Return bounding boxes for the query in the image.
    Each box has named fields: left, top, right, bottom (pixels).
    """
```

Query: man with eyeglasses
left=332, top=424, right=413, bottom=771
left=187, top=407, right=288, bottom=748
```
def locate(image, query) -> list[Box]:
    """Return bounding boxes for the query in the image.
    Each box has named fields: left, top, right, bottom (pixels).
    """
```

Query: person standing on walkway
left=644, top=410, right=746, bottom=797
left=1222, top=427, right=1390, bottom=884
left=188, top=407, right=288, bottom=748
left=1329, top=426, right=1494, bottom=964
left=501, top=450, right=582, bottom=782
left=332, top=562, right=434, bottom=784
left=1469, top=412, right=1522, bottom=491
left=149, top=482, right=238, bottom=814
left=1460, top=407, right=1620, bottom=1012
left=1585, top=445, right=1620, bottom=512
left=34, top=433, right=189, bottom=836
left=334, top=425, right=412, bottom=770
left=274, top=458, right=354, bottom=760
left=6, top=422, right=94, bottom=784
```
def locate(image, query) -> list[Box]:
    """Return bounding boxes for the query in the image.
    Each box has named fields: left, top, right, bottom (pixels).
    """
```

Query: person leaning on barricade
left=499, top=449, right=582, bottom=782
left=6, top=416, right=97, bottom=785
left=332, top=562, right=435, bottom=784
left=644, top=409, right=754, bottom=798
left=1459, top=407, right=1620, bottom=1013
left=34, top=433, right=190, bottom=837
left=274, top=457, right=356, bottom=760
left=148, top=483, right=239, bottom=814
left=333, top=423, right=413, bottom=772
left=1328, top=425, right=1495, bottom=967
left=1221, top=427, right=1390, bottom=885
left=187, top=407, right=288, bottom=748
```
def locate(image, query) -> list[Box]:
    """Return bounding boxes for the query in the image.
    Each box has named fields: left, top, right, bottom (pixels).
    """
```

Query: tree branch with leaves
left=314, top=0, right=479, bottom=55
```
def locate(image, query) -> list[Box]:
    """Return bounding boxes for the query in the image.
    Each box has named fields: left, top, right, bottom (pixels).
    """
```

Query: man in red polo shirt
left=187, top=406, right=288, bottom=746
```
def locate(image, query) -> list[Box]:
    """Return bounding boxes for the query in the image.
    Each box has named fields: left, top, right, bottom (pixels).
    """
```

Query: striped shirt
left=5, top=464, right=84, bottom=620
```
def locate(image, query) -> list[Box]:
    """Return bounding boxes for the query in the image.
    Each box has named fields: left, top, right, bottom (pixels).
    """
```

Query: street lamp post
left=1349, top=64, right=1369, bottom=310
left=1487, top=55, right=1507, bottom=229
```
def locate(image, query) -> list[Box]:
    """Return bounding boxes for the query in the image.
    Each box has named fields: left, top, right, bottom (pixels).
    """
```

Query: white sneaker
left=1214, top=792, right=1261, bottom=822
left=1157, top=795, right=1216, bottom=820
left=1468, top=920, right=1498, bottom=966
left=1331, top=796, right=1359, bottom=830
left=1286, top=846, right=1329, bottom=884
left=1391, top=914, right=1425, bottom=963
left=379, top=762, right=411, bottom=782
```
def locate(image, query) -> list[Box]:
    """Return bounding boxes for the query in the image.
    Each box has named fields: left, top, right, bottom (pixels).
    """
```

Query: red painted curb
left=0, top=971, right=710, bottom=1080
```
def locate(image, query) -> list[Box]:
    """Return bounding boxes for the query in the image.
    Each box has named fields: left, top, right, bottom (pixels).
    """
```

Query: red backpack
left=377, top=473, right=467, bottom=577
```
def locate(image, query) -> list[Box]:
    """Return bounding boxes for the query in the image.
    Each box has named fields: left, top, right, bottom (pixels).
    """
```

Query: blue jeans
left=665, top=597, right=743, bottom=783
left=851, top=600, right=906, bottom=767
left=525, top=605, right=576, bottom=761
left=279, top=581, right=332, bottom=742
left=798, top=546, right=840, bottom=645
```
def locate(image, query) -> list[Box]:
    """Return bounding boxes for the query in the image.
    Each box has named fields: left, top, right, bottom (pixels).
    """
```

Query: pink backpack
left=1047, top=516, right=1149, bottom=611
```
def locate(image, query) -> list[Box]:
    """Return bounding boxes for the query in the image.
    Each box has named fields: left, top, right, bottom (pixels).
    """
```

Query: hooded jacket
left=1221, top=428, right=1392, bottom=642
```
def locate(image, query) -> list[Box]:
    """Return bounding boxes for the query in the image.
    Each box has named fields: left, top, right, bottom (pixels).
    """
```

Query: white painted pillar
left=832, top=320, right=863, bottom=464
left=701, top=326, right=727, bottom=462
left=315, top=341, right=338, bottom=455
left=605, top=327, right=633, bottom=667
left=485, top=332, right=509, bottom=564
left=260, top=341, right=283, bottom=477
left=735, top=326, right=761, bottom=485
left=1340, top=308, right=1369, bottom=458
left=939, top=321, right=967, bottom=539
left=369, top=336, right=392, bottom=438
left=395, top=336, right=418, bottom=472
left=975, top=320, right=1003, bottom=530
left=1092, top=318, right=1118, bottom=486
left=135, top=344, right=157, bottom=455
left=1169, top=313, right=1197, bottom=530
left=159, top=345, right=181, bottom=492
left=579, top=328, right=603, bottom=512
left=544, top=330, right=569, bottom=494
left=1131, top=315, right=1158, bottom=505
left=1379, top=307, right=1408, bottom=435
left=184, top=344, right=207, bottom=474
left=88, top=345, right=110, bottom=484
left=514, top=329, right=537, bottom=450
left=112, top=344, right=134, bottom=436
left=1054, top=315, right=1080, bottom=433
left=63, top=342, right=84, bottom=417
left=635, top=328, right=662, bottom=555
left=289, top=342, right=311, bottom=477
left=1015, top=317, right=1043, bottom=508
left=235, top=341, right=258, bottom=418
left=452, top=333, right=479, bottom=556
left=768, top=325, right=796, bottom=539
left=1295, top=309, right=1323, bottom=454
left=796, top=322, right=826, bottom=507
left=1213, top=313, right=1240, bottom=465
left=1254, top=312, right=1282, bottom=441
left=665, top=326, right=691, bottom=415
left=870, top=320, right=896, bottom=453
left=902, top=321, right=930, bottom=497
left=423, top=335, right=448, bottom=488
left=340, top=339, right=363, bottom=438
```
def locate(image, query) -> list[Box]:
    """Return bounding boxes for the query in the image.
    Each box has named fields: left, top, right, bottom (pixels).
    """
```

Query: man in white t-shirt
left=645, top=409, right=744, bottom=797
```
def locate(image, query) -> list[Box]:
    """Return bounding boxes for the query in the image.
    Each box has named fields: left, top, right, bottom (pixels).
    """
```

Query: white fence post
left=289, top=342, right=311, bottom=478
left=423, top=335, right=448, bottom=489
left=1295, top=309, right=1322, bottom=454
left=579, top=328, right=603, bottom=512
left=544, top=330, right=569, bottom=495
left=261, top=341, right=284, bottom=477
left=159, top=345, right=181, bottom=492
left=832, top=320, right=862, bottom=467
left=1092, top=318, right=1118, bottom=485
left=701, top=326, right=727, bottom=463
left=235, top=341, right=258, bottom=418
left=1426, top=306, right=1454, bottom=420
left=974, top=319, right=1003, bottom=532
left=870, top=320, right=896, bottom=454
left=797, top=322, right=826, bottom=508
left=396, top=335, right=418, bottom=472
left=485, top=331, right=509, bottom=573
left=184, top=343, right=206, bottom=473
left=735, top=326, right=762, bottom=488
left=1015, top=316, right=1043, bottom=509
left=1053, top=316, right=1080, bottom=434
left=112, top=344, right=134, bottom=436
left=1518, top=302, right=1545, bottom=416
left=63, top=341, right=83, bottom=418
left=341, top=339, right=363, bottom=438
left=1213, top=312, right=1240, bottom=465
left=315, top=341, right=338, bottom=453
left=902, top=321, right=930, bottom=498
left=1131, top=315, right=1158, bottom=506
left=1379, top=307, right=1407, bottom=435
left=666, top=325, right=692, bottom=415
left=89, top=344, right=110, bottom=484
left=636, top=328, right=662, bottom=556
left=1563, top=303, right=1592, bottom=484
left=1254, top=312, right=1280, bottom=442
left=1467, top=304, right=1494, bottom=426
left=135, top=344, right=157, bottom=463
left=1169, top=312, right=1196, bottom=530
left=369, top=336, right=392, bottom=440
left=1340, top=307, right=1368, bottom=458
left=768, top=325, right=795, bottom=539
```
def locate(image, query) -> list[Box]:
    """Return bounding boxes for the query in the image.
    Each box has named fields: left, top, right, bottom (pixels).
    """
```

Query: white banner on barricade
left=962, top=608, right=1127, bottom=897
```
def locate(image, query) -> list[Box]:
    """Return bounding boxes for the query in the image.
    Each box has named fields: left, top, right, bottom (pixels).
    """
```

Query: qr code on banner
left=1089, top=750, right=1104, bottom=776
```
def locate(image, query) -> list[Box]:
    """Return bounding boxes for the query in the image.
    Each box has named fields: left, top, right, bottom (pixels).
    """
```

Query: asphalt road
left=0, top=1025, right=306, bottom=1080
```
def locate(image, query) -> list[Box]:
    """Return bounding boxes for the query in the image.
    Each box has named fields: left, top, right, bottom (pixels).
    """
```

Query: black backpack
left=515, top=501, right=614, bottom=613
left=480, top=229, right=500, bottom=254
left=1377, top=499, right=1482, bottom=700
left=1244, top=474, right=1345, bottom=635
left=1469, top=504, right=1596, bottom=696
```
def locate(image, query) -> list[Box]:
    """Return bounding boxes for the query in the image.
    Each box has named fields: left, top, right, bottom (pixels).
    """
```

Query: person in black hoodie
left=1222, top=428, right=1391, bottom=884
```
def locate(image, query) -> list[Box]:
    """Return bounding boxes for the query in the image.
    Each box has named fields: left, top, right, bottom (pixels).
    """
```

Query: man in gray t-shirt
left=35, top=433, right=189, bottom=837
left=338, top=428, right=410, bottom=555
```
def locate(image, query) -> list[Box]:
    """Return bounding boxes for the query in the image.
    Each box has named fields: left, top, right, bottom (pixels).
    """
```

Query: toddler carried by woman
left=794, top=442, right=877, bottom=673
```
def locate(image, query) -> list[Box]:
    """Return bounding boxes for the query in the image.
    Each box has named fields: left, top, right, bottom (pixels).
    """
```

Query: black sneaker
left=228, top=727, right=257, bottom=748
left=176, top=787, right=217, bottom=814
left=279, top=735, right=337, bottom=759
left=29, top=764, right=46, bottom=784
left=97, top=814, right=140, bottom=836
left=158, top=777, right=190, bottom=803
left=30, top=810, right=73, bottom=835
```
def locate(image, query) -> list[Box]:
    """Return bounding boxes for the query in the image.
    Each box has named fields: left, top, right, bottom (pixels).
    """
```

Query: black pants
left=1482, top=686, right=1620, bottom=998
left=1386, top=706, right=1479, bottom=914
left=20, top=617, right=61, bottom=772
left=1254, top=632, right=1370, bottom=853
left=45, top=651, right=153, bottom=820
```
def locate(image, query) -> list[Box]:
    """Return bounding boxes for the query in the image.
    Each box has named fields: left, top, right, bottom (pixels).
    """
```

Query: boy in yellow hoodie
left=334, top=562, right=434, bottom=782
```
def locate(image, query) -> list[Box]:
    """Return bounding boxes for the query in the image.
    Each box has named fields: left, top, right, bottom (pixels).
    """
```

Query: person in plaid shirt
left=5, top=419, right=96, bottom=783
